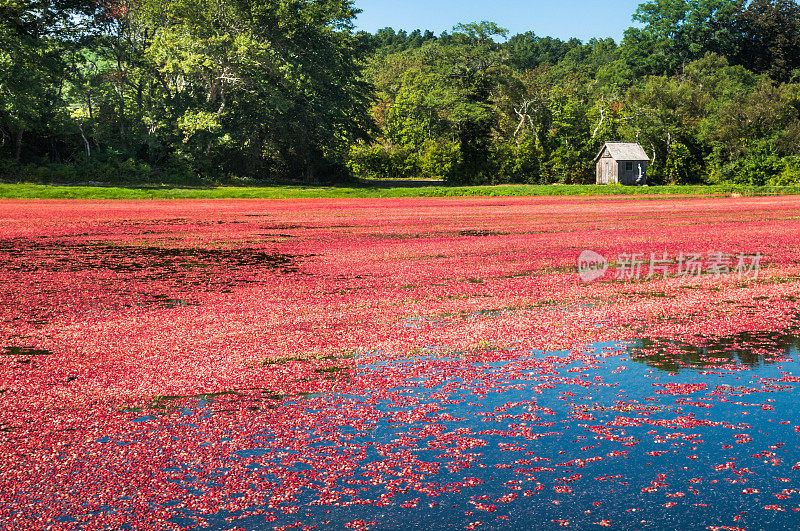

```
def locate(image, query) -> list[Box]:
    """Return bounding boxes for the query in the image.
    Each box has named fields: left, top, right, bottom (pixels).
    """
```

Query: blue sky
left=354, top=0, right=645, bottom=43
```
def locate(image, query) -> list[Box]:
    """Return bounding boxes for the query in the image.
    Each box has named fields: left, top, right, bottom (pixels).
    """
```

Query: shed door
left=603, top=160, right=613, bottom=184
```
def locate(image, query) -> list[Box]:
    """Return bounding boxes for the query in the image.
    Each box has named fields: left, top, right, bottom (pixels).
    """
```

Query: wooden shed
left=594, top=142, right=650, bottom=185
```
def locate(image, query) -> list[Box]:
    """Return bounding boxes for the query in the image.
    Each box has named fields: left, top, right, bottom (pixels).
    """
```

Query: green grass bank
left=2, top=182, right=800, bottom=200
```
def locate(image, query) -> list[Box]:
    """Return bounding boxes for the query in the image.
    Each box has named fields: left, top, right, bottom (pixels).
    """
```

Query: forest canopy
left=1, top=0, right=799, bottom=185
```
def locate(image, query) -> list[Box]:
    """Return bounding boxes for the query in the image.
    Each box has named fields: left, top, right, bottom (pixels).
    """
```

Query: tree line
left=1, top=0, right=799, bottom=185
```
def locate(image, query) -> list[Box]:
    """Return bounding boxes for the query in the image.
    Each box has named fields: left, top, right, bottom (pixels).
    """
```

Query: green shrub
left=664, top=142, right=701, bottom=184
left=543, top=145, right=594, bottom=184
left=491, top=136, right=542, bottom=184
left=419, top=140, right=461, bottom=180
left=769, top=156, right=800, bottom=185
left=347, top=144, right=420, bottom=179
left=0, top=156, right=202, bottom=185
left=708, top=143, right=782, bottom=186
left=491, top=142, right=515, bottom=184
left=510, top=135, right=542, bottom=183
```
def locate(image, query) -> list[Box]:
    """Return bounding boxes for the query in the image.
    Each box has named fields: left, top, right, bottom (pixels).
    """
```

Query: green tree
left=622, top=0, right=743, bottom=76
left=0, top=0, right=97, bottom=163
left=506, top=32, right=581, bottom=71
left=137, top=0, right=374, bottom=180
left=360, top=22, right=510, bottom=184
left=732, top=0, right=800, bottom=82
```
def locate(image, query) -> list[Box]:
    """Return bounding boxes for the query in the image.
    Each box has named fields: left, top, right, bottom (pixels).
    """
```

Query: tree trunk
left=14, top=129, right=23, bottom=164
left=592, top=104, right=605, bottom=139
left=78, top=122, right=91, bottom=158
left=34, top=0, right=52, bottom=41
left=208, top=76, right=222, bottom=104
left=119, top=121, right=128, bottom=153
left=50, top=138, right=60, bottom=163
left=116, top=55, right=128, bottom=152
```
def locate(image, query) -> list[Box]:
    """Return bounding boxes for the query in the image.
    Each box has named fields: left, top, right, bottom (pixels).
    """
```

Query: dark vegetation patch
left=0, top=239, right=298, bottom=275
left=0, top=239, right=303, bottom=326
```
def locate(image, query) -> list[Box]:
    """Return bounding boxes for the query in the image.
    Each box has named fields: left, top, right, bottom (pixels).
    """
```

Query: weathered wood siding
left=595, top=150, right=619, bottom=184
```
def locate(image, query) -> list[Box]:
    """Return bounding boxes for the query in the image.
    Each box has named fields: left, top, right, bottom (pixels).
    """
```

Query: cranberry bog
left=2, top=196, right=800, bottom=530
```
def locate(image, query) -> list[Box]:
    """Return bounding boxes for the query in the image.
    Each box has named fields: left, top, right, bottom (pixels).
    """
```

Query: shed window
left=625, top=162, right=633, bottom=171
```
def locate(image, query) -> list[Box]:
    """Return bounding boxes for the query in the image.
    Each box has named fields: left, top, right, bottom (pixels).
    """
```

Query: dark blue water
left=153, top=334, right=800, bottom=530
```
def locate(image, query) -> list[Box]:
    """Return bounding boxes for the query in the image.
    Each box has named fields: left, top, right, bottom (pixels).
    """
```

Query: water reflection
left=628, top=331, right=800, bottom=372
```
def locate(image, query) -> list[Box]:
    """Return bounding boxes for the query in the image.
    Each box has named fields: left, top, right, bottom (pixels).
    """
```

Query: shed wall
left=618, top=160, right=648, bottom=185
left=596, top=155, right=618, bottom=184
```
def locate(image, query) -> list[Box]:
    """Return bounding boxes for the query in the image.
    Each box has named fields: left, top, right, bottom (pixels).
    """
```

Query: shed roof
left=594, top=142, right=650, bottom=162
